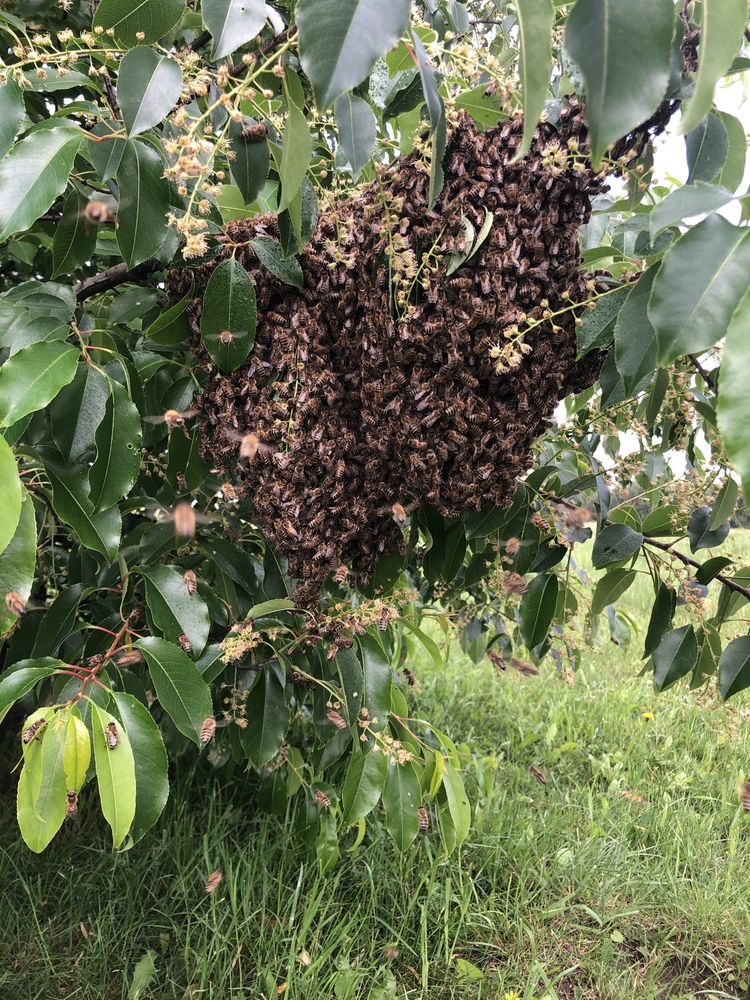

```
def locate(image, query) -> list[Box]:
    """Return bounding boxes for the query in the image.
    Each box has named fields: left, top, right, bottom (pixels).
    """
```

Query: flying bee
left=204, top=870, right=223, bottom=894
left=417, top=806, right=429, bottom=832
left=66, top=790, right=79, bottom=817
left=22, top=718, right=46, bottom=745
left=220, top=482, right=238, bottom=502
left=391, top=502, right=407, bottom=524
left=326, top=709, right=347, bottom=730
left=84, top=198, right=115, bottom=225
left=218, top=330, right=233, bottom=345
left=226, top=430, right=273, bottom=462
left=313, top=789, right=331, bottom=809
left=144, top=409, right=198, bottom=438
left=106, top=721, right=119, bottom=750
left=742, top=779, right=750, bottom=812
left=200, top=716, right=217, bottom=745
left=174, top=501, right=196, bottom=540
left=5, top=590, right=26, bottom=617
left=114, top=649, right=143, bottom=667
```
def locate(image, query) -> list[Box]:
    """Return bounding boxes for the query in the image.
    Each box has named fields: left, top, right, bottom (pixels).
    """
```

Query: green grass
left=3, top=534, right=750, bottom=1000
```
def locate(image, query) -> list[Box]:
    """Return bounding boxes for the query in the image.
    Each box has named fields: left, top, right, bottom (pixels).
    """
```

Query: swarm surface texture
left=171, top=103, right=605, bottom=602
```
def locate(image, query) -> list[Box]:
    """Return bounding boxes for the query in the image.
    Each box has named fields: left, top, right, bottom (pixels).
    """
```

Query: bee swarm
left=170, top=102, right=608, bottom=603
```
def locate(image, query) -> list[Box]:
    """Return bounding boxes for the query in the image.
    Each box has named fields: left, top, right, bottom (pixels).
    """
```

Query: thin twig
left=101, top=72, right=122, bottom=122
left=75, top=258, right=162, bottom=303
left=688, top=354, right=717, bottom=391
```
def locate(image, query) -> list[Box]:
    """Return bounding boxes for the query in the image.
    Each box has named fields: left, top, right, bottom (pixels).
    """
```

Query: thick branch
left=189, top=29, right=212, bottom=52
left=542, top=491, right=750, bottom=602
left=75, top=258, right=161, bottom=303
left=689, top=354, right=717, bottom=391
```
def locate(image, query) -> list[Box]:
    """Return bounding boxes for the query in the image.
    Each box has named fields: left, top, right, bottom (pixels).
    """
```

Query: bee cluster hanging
left=170, top=100, right=612, bottom=603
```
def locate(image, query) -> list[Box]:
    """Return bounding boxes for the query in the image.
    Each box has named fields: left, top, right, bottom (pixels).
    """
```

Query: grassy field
left=2, top=534, right=750, bottom=1000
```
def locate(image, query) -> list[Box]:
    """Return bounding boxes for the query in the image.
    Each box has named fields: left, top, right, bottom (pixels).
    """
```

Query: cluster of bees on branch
left=169, top=99, right=615, bottom=604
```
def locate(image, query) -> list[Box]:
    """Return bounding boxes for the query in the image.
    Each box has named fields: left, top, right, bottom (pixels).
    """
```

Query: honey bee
left=174, top=501, right=196, bottom=540
left=326, top=709, right=347, bottom=730
left=106, top=721, right=119, bottom=750
left=178, top=633, right=193, bottom=654
left=417, top=806, right=429, bottom=831
left=241, top=121, right=268, bottom=142
left=183, top=569, right=198, bottom=595
left=391, top=502, right=407, bottom=524
left=5, top=590, right=25, bottom=617
left=145, top=409, right=198, bottom=434
left=204, top=870, right=223, bottom=894
left=227, top=430, right=273, bottom=462
left=84, top=199, right=114, bottom=225
left=529, top=766, right=547, bottom=785
left=66, top=790, right=79, bottom=817
left=741, top=779, right=750, bottom=812
left=333, top=564, right=349, bottom=584
left=200, top=716, right=217, bottom=745
left=218, top=330, right=233, bottom=345
left=22, top=718, right=46, bottom=744
left=378, top=607, right=392, bottom=631
left=220, top=482, right=238, bottom=502
left=114, top=649, right=143, bottom=667
left=313, top=789, right=331, bottom=809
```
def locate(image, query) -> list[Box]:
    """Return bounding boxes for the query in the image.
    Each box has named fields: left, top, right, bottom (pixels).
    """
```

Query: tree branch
left=101, top=72, right=122, bottom=122
left=75, top=258, right=162, bottom=303
left=688, top=354, right=717, bottom=391
left=541, top=491, right=750, bottom=602
left=188, top=29, right=212, bottom=52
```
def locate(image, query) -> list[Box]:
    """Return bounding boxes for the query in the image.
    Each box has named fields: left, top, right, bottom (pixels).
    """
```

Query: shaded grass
left=2, top=535, right=750, bottom=999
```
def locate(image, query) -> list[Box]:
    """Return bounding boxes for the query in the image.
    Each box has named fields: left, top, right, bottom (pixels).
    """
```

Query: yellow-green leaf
left=91, top=703, right=136, bottom=848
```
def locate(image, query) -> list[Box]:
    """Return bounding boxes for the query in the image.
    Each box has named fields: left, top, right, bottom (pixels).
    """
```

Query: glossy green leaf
left=228, top=120, right=270, bottom=204
left=200, top=256, right=257, bottom=371
left=0, top=434, right=21, bottom=557
left=86, top=120, right=127, bottom=182
left=50, top=363, right=110, bottom=462
left=44, top=454, right=121, bottom=563
left=141, top=564, right=210, bottom=655
left=0, top=80, right=24, bottom=161
left=112, top=691, right=169, bottom=844
left=203, top=0, right=266, bottom=60
left=685, top=113, right=728, bottom=184
left=144, top=282, right=193, bottom=346
left=341, top=749, right=387, bottom=825
left=695, top=556, right=733, bottom=586
left=642, top=582, right=676, bottom=659
left=137, top=637, right=212, bottom=745
left=0, top=125, right=81, bottom=242
left=0, top=659, right=60, bottom=725
left=412, top=32, right=446, bottom=208
left=358, top=633, right=393, bottom=731
left=442, top=762, right=470, bottom=846
left=511, top=0, right=554, bottom=161
left=240, top=669, right=288, bottom=766
left=17, top=711, right=68, bottom=853
left=592, top=523, right=643, bottom=568
left=687, top=505, right=730, bottom=553
left=679, top=0, right=748, bottom=135
left=653, top=624, right=697, bottom=692
left=650, top=182, right=735, bottom=239
left=519, top=573, right=558, bottom=649
left=89, top=379, right=142, bottom=510
left=576, top=285, right=629, bottom=356
left=709, top=477, right=738, bottom=531
left=118, top=47, right=183, bottom=137
left=613, top=265, right=658, bottom=396
left=116, top=139, right=170, bottom=268
left=715, top=110, right=747, bottom=193
left=335, top=93, right=377, bottom=180
left=0, top=341, right=78, bottom=428
left=93, top=0, right=186, bottom=47
left=31, top=584, right=84, bottom=659
left=52, top=187, right=98, bottom=278
left=565, top=0, right=674, bottom=167
left=717, top=288, right=750, bottom=500
left=64, top=712, right=91, bottom=793
left=649, top=215, right=750, bottom=366
left=718, top=636, right=750, bottom=700
left=278, top=71, right=312, bottom=214
left=297, top=0, right=411, bottom=109
left=251, top=237, right=303, bottom=289
left=383, top=760, right=421, bottom=851
left=591, top=568, right=636, bottom=616
left=91, top=703, right=136, bottom=848
left=0, top=492, right=37, bottom=636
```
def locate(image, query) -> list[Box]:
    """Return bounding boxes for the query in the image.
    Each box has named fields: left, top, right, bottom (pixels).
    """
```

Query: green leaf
left=687, top=505, right=730, bottom=552
left=643, top=581, right=676, bottom=659
left=0, top=80, right=24, bottom=161
left=202, top=0, right=266, bottom=60
left=0, top=434, right=21, bottom=556
left=678, top=0, right=749, bottom=135
left=137, top=637, right=212, bottom=745
left=412, top=32, right=446, bottom=208
left=144, top=281, right=193, bottom=346
left=717, top=288, right=750, bottom=500
left=685, top=113, right=728, bottom=183
left=454, top=84, right=506, bottom=128
left=709, top=477, right=738, bottom=531
left=50, top=363, right=110, bottom=461
left=358, top=633, right=393, bottom=730
left=127, top=950, right=158, bottom=1000
left=63, top=712, right=91, bottom=793
left=239, top=669, right=288, bottom=766
left=200, top=256, right=257, bottom=371
left=0, top=492, right=37, bottom=636
left=511, top=0, right=554, bottom=161
left=52, top=187, right=98, bottom=278
left=695, top=556, right=733, bottom=585
left=117, top=47, right=183, bottom=137
left=297, top=0, right=411, bottom=109
left=86, top=120, right=127, bottom=183
left=93, top=0, right=186, bottom=47
left=613, top=265, right=658, bottom=396
left=141, top=564, right=210, bottom=655
left=112, top=692, right=169, bottom=844
left=649, top=215, right=750, bottom=366
left=650, top=182, right=735, bottom=239
left=383, top=760, right=421, bottom=851
left=228, top=120, right=270, bottom=204
left=44, top=454, right=121, bottom=563
left=0, top=660, right=60, bottom=725
left=31, top=583, right=84, bottom=659
left=341, top=749, right=387, bottom=825
left=17, top=711, right=68, bottom=853
left=0, top=341, right=78, bottom=428
left=278, top=70, right=312, bottom=214
left=89, top=379, right=142, bottom=510
left=0, top=125, right=81, bottom=242
left=576, top=286, right=629, bottom=356
left=246, top=597, right=296, bottom=618
left=91, top=703, right=136, bottom=848
left=718, top=636, right=750, bottom=700
left=116, top=139, right=170, bottom=268
left=441, top=763, right=470, bottom=846
left=251, top=237, right=303, bottom=289
left=564, top=0, right=674, bottom=167
left=592, top=523, right=643, bottom=568
left=335, top=93, right=377, bottom=180
left=519, top=573, right=558, bottom=649
left=653, top=624, right=697, bottom=691
left=591, top=568, right=636, bottom=616
left=715, top=110, right=747, bottom=193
